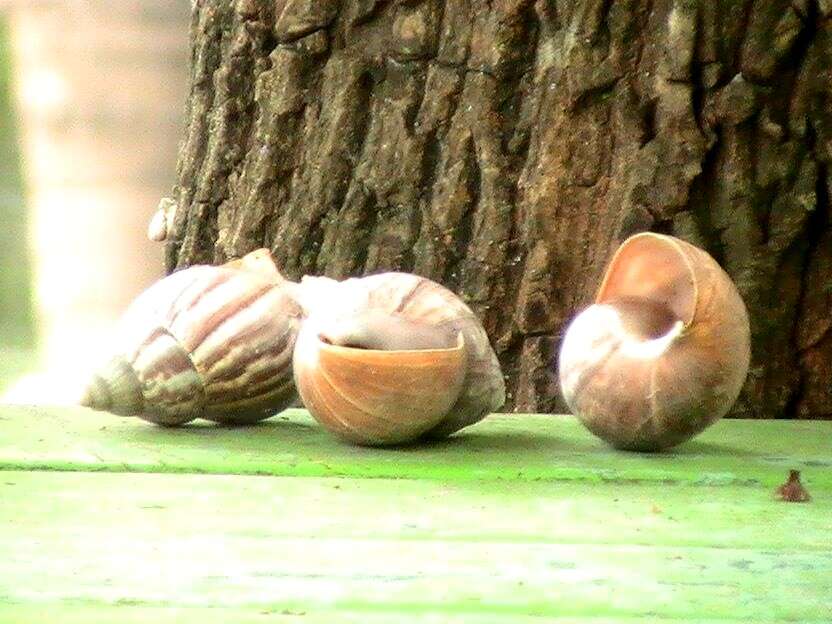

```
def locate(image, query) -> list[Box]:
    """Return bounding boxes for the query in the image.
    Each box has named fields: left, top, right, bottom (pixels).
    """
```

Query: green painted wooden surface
left=2, top=407, right=831, bottom=488
left=0, top=406, right=830, bottom=622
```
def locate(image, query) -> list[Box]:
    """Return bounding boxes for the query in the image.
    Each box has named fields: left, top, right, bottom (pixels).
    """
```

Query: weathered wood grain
left=1, top=405, right=830, bottom=621
left=0, top=604, right=809, bottom=624
left=0, top=406, right=830, bottom=488
left=0, top=471, right=830, bottom=621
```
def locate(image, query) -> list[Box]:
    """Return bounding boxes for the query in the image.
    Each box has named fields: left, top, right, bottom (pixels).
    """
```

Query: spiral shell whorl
left=81, top=356, right=145, bottom=417
left=81, top=251, right=300, bottom=425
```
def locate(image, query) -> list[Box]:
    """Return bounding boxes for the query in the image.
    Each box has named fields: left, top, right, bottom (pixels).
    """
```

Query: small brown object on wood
left=775, top=470, right=811, bottom=503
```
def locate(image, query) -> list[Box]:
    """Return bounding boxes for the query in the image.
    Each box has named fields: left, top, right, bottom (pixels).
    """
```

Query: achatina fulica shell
left=290, top=272, right=506, bottom=446
left=81, top=249, right=300, bottom=425
left=558, top=233, right=751, bottom=451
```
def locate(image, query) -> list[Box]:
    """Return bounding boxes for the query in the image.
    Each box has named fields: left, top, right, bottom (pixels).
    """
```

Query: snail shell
left=147, top=197, right=177, bottom=242
left=291, top=272, right=505, bottom=445
left=558, top=233, right=751, bottom=451
left=81, top=249, right=300, bottom=425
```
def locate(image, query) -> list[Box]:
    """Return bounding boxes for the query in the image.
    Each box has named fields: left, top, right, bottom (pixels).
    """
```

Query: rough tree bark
left=165, top=0, right=832, bottom=419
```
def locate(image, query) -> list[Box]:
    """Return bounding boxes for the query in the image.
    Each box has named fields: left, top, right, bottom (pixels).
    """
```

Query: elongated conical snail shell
left=81, top=249, right=300, bottom=425
left=291, top=272, right=505, bottom=445
left=558, top=233, right=751, bottom=451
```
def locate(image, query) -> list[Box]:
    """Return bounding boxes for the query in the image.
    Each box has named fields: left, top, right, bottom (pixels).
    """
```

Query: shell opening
left=314, top=311, right=461, bottom=352
left=597, top=233, right=697, bottom=326
left=318, top=332, right=369, bottom=350
left=618, top=318, right=685, bottom=359
left=606, top=297, right=686, bottom=359
left=317, top=330, right=466, bottom=354
left=606, top=296, right=681, bottom=338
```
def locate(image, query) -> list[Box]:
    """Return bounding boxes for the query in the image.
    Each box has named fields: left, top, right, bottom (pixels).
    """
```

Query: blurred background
left=0, top=1, right=189, bottom=402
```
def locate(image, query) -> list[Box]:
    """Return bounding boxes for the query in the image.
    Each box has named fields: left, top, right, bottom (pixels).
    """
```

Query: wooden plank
left=0, top=406, right=830, bottom=489
left=0, top=472, right=829, bottom=622
left=0, top=604, right=572, bottom=624
left=0, top=605, right=794, bottom=624
left=0, top=606, right=804, bottom=624
left=2, top=471, right=829, bottom=551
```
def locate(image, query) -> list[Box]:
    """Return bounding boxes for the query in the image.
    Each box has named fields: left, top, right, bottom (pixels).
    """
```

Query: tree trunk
left=166, top=0, right=832, bottom=419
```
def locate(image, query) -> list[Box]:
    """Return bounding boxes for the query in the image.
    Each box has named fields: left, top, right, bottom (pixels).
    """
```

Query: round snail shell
left=81, top=249, right=300, bottom=425
left=558, top=232, right=751, bottom=451
left=290, top=272, right=506, bottom=445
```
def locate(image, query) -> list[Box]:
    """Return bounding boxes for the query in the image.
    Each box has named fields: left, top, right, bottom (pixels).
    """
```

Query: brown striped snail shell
left=81, top=249, right=300, bottom=425
left=290, top=272, right=506, bottom=446
left=558, top=233, right=751, bottom=451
